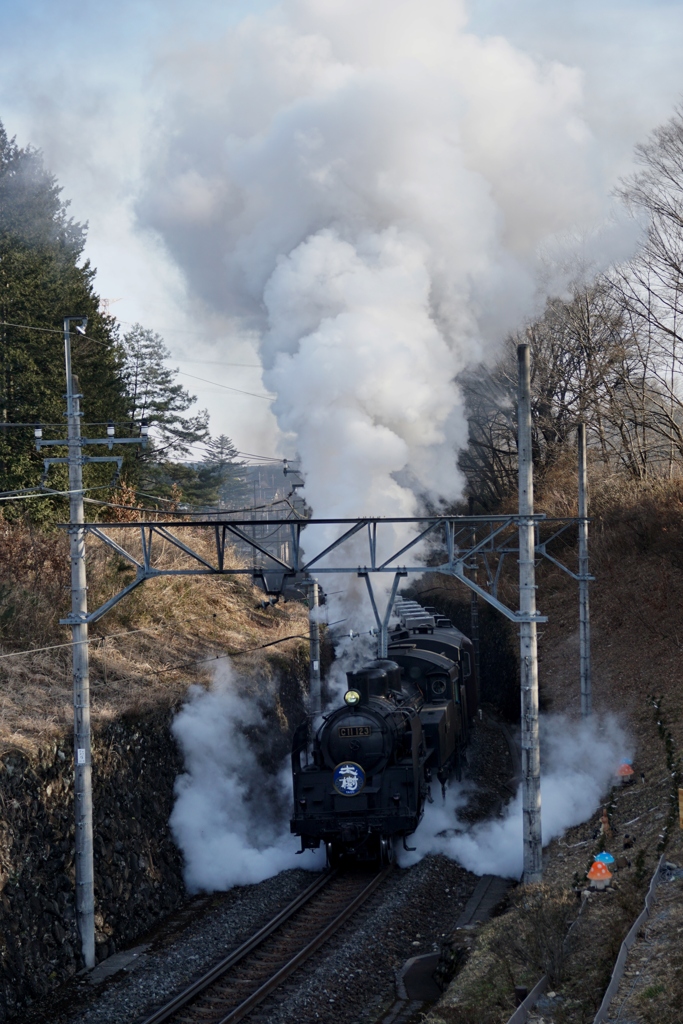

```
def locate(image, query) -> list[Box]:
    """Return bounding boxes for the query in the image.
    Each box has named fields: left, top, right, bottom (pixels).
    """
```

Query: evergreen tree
left=140, top=460, right=223, bottom=508
left=205, top=433, right=249, bottom=507
left=0, top=120, right=129, bottom=510
left=121, top=324, right=209, bottom=456
left=205, top=434, right=239, bottom=466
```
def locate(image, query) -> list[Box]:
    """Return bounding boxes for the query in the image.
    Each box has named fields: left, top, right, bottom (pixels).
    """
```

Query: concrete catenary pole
left=308, top=579, right=321, bottom=715
left=468, top=496, right=481, bottom=702
left=578, top=423, right=592, bottom=717
left=64, top=317, right=95, bottom=968
left=517, top=343, right=542, bottom=884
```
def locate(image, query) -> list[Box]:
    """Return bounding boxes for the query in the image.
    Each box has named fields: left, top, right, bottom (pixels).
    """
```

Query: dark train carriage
left=383, top=647, right=464, bottom=783
left=390, top=615, right=479, bottom=723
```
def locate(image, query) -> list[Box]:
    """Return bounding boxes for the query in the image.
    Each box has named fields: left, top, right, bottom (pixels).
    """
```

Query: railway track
left=140, top=866, right=391, bottom=1024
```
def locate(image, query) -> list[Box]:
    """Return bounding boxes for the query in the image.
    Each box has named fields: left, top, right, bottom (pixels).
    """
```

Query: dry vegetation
left=424, top=465, right=683, bottom=1024
left=0, top=515, right=309, bottom=754
left=4, top=468, right=683, bottom=1020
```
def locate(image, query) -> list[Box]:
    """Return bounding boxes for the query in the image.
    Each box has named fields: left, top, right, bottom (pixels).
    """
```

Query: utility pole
left=308, top=579, right=321, bottom=715
left=35, top=316, right=148, bottom=968
left=517, top=343, right=542, bottom=885
left=468, top=496, right=481, bottom=702
left=578, top=423, right=592, bottom=717
left=65, top=317, right=95, bottom=969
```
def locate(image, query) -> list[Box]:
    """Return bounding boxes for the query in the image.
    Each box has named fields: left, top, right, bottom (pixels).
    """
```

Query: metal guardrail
left=592, top=854, right=665, bottom=1024
left=505, top=973, right=549, bottom=1024
left=502, top=854, right=665, bottom=1024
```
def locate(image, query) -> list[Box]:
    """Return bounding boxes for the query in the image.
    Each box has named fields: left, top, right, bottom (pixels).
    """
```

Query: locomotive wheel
left=379, top=836, right=395, bottom=866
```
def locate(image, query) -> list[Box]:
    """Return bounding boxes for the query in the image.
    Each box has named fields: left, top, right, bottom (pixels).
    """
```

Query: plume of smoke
left=138, top=0, right=619, bottom=534
left=398, top=713, right=631, bottom=877
left=170, top=662, right=324, bottom=892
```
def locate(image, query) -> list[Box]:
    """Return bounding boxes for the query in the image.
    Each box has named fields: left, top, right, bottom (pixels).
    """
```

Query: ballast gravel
left=22, top=869, right=318, bottom=1024
left=248, top=853, right=478, bottom=1024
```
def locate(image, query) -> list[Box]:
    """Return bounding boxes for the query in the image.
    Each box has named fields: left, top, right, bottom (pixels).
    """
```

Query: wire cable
left=0, top=320, right=274, bottom=400
left=81, top=493, right=301, bottom=517
left=0, top=320, right=110, bottom=349
left=0, top=484, right=113, bottom=503
left=175, top=369, right=274, bottom=402
left=0, top=627, right=156, bottom=661
left=0, top=481, right=302, bottom=517
left=152, top=633, right=310, bottom=674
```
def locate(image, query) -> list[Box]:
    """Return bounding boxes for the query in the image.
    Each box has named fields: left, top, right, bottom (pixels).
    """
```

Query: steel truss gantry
left=73, top=509, right=586, bottom=639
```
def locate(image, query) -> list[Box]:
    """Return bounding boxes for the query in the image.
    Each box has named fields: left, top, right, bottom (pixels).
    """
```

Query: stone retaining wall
left=0, top=708, right=185, bottom=1021
left=0, top=654, right=311, bottom=1022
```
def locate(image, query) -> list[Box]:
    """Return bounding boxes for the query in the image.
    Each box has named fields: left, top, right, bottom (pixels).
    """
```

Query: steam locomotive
left=290, top=599, right=478, bottom=864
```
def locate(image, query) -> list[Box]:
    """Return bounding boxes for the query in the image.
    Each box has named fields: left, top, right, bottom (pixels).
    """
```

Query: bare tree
left=612, top=107, right=683, bottom=476
left=458, top=281, right=640, bottom=502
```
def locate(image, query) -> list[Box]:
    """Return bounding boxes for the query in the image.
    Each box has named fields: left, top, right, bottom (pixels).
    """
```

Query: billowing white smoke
left=170, top=662, right=324, bottom=892
left=140, top=0, right=608, bottom=527
left=155, top=5, right=627, bottom=890
left=399, top=713, right=632, bottom=878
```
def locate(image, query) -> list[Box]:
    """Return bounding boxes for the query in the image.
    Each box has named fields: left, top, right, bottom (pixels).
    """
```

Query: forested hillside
left=0, top=120, right=245, bottom=521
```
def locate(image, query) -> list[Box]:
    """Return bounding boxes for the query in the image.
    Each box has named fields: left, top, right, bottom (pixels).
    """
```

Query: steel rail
left=139, top=869, right=335, bottom=1024
left=216, top=867, right=391, bottom=1024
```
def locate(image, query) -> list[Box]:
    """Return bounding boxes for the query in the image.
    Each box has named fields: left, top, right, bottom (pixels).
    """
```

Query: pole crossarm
left=69, top=513, right=580, bottom=625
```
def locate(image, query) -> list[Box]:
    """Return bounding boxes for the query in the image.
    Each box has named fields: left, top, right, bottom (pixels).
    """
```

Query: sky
left=0, top=0, right=681, bottom=471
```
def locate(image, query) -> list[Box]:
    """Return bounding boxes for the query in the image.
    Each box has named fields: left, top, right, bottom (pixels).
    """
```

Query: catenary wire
left=80, top=494, right=301, bottom=516
left=0, top=619, right=371, bottom=669
left=0, top=482, right=304, bottom=517
left=0, top=484, right=114, bottom=503
left=151, top=633, right=310, bottom=672
left=174, top=369, right=274, bottom=401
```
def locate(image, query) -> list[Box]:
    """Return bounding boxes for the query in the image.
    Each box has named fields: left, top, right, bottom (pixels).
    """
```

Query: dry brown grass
left=0, top=519, right=309, bottom=755
left=425, top=468, right=683, bottom=1024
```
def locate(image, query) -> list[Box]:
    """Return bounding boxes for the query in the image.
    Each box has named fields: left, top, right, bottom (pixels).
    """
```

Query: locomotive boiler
left=290, top=601, right=478, bottom=864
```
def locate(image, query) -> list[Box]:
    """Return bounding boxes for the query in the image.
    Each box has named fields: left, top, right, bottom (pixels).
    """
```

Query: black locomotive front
left=290, top=604, right=479, bottom=864
left=290, top=660, right=425, bottom=863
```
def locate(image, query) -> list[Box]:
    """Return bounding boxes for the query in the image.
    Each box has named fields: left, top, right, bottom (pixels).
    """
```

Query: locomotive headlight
left=344, top=689, right=361, bottom=706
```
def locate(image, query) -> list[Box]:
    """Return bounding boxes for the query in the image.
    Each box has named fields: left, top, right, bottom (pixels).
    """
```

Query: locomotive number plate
left=338, top=726, right=372, bottom=738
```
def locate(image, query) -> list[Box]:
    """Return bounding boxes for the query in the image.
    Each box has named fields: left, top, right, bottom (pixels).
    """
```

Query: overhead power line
left=0, top=319, right=109, bottom=349
left=176, top=369, right=275, bottom=402
left=0, top=320, right=274, bottom=401
left=81, top=493, right=301, bottom=517
left=0, top=627, right=155, bottom=661
left=0, top=484, right=113, bottom=503
left=152, top=633, right=310, bottom=673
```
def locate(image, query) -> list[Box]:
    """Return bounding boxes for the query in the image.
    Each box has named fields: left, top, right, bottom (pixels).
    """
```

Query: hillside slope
left=0, top=517, right=310, bottom=753
left=417, top=471, right=683, bottom=1024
